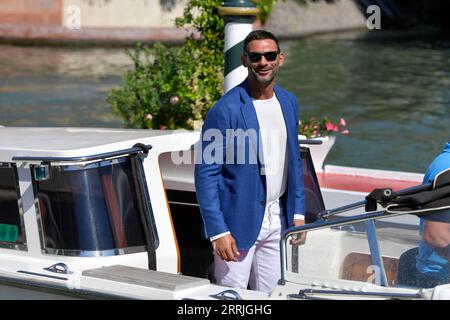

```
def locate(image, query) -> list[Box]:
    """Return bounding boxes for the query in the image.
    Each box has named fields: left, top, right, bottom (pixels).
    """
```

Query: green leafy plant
left=256, top=0, right=278, bottom=23
left=107, top=0, right=225, bottom=130
left=256, top=0, right=307, bottom=23
left=107, top=0, right=316, bottom=131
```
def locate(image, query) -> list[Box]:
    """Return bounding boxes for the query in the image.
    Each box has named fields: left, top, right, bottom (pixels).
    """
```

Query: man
left=194, top=30, right=306, bottom=294
left=415, top=142, right=450, bottom=288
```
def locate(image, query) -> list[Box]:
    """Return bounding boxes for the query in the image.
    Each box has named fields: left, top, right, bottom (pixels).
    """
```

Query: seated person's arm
left=423, top=220, right=450, bottom=260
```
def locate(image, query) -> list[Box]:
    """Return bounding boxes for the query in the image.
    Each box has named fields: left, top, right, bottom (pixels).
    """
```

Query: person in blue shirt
left=415, top=142, right=450, bottom=288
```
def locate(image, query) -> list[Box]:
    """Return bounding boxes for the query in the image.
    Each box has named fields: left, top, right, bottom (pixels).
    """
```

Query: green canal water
left=0, top=30, right=449, bottom=173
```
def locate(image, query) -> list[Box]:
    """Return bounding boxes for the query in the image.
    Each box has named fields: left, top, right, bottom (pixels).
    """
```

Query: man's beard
left=250, top=67, right=278, bottom=85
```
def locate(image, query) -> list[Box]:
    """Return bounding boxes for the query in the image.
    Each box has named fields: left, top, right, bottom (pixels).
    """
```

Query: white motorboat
left=0, top=126, right=448, bottom=300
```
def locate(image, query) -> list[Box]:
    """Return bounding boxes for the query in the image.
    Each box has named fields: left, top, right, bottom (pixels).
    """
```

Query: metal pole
left=219, top=0, right=259, bottom=92
left=364, top=220, right=388, bottom=286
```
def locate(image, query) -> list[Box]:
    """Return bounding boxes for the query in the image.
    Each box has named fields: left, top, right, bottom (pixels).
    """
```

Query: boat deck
left=83, top=265, right=209, bottom=291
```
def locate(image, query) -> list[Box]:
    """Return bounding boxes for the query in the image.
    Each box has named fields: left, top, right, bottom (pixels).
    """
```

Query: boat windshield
left=283, top=213, right=450, bottom=292
left=33, top=157, right=149, bottom=256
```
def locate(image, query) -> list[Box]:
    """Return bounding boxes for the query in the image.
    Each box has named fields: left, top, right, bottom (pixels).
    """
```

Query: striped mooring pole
left=219, top=0, right=259, bottom=92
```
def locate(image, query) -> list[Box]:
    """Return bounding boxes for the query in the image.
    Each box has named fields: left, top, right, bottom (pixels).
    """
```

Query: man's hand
left=290, top=218, right=307, bottom=246
left=212, top=234, right=240, bottom=262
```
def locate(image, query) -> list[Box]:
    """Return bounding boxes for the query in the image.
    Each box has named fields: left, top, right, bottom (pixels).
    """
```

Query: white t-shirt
left=252, top=95, right=288, bottom=204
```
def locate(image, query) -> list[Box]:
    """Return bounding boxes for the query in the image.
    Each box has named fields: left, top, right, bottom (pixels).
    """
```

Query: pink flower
left=145, top=114, right=153, bottom=121
left=159, top=125, right=167, bottom=130
left=169, top=96, right=179, bottom=106
left=339, top=118, right=347, bottom=127
left=325, top=122, right=339, bottom=132
left=341, top=129, right=349, bottom=135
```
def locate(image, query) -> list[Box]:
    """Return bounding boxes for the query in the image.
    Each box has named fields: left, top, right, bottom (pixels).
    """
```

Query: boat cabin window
left=283, top=217, right=425, bottom=289
left=32, top=157, right=152, bottom=256
left=0, top=163, right=25, bottom=249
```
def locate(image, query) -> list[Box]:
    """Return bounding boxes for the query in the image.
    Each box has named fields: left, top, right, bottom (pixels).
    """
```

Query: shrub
left=107, top=0, right=313, bottom=130
left=107, top=0, right=225, bottom=130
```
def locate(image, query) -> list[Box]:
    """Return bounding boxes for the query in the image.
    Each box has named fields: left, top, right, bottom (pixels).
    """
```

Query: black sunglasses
left=245, top=51, right=279, bottom=62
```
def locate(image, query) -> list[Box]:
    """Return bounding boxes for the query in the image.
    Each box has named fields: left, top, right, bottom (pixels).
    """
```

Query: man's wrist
left=210, top=231, right=230, bottom=242
left=294, top=214, right=305, bottom=221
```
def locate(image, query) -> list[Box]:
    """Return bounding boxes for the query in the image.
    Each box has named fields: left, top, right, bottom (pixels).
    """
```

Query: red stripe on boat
left=317, top=172, right=419, bottom=193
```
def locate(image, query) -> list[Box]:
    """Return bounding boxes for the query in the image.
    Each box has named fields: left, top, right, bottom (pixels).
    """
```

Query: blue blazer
left=194, top=80, right=305, bottom=250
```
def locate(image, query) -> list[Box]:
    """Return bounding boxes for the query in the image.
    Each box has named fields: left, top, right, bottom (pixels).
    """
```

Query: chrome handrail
left=278, top=209, right=405, bottom=285
left=320, top=200, right=367, bottom=220
left=290, top=288, right=422, bottom=300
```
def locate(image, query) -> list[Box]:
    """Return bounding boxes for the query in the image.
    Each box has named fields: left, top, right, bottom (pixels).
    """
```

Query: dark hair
left=243, top=30, right=280, bottom=53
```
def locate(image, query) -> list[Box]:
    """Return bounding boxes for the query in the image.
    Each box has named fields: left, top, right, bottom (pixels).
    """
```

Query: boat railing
left=278, top=209, right=406, bottom=285
left=281, top=168, right=448, bottom=287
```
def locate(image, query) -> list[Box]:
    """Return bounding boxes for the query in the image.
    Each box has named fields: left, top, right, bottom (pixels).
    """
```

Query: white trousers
left=213, top=200, right=286, bottom=294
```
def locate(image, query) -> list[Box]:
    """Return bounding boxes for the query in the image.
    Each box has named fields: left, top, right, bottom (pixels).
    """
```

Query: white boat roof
left=0, top=127, right=200, bottom=162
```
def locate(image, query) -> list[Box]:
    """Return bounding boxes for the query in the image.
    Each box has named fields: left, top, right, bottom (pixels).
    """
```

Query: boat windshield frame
left=0, top=162, right=28, bottom=251
left=28, top=150, right=158, bottom=257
